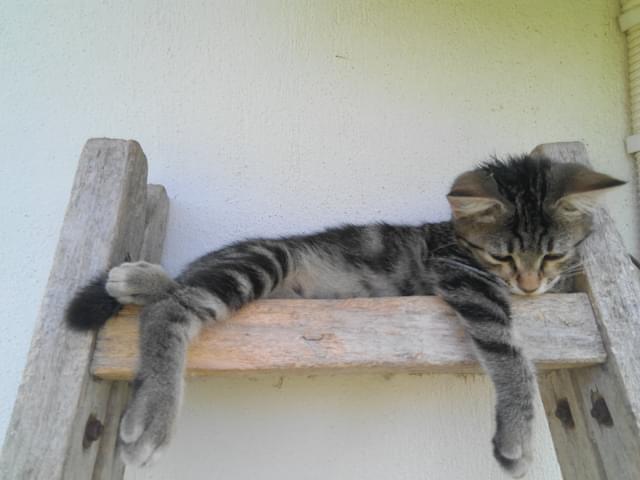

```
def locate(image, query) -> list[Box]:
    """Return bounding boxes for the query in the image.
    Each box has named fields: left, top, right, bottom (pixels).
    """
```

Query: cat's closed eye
left=488, top=253, right=513, bottom=263
left=543, top=253, right=567, bottom=262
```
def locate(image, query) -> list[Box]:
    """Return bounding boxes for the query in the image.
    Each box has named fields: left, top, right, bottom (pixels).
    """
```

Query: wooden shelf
left=92, top=293, right=605, bottom=380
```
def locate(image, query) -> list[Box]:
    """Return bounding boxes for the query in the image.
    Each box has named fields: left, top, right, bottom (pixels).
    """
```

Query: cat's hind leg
left=106, top=261, right=177, bottom=305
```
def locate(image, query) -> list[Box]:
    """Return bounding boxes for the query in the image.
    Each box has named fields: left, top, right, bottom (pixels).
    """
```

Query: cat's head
left=447, top=154, right=625, bottom=295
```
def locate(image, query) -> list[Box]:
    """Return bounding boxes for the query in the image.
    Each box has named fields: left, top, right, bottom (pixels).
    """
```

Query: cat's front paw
left=492, top=421, right=533, bottom=478
left=106, top=261, right=175, bottom=305
left=118, top=376, right=183, bottom=467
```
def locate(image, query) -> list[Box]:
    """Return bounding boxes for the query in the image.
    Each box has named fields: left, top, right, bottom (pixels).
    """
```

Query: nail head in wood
left=590, top=391, right=614, bottom=427
left=555, top=398, right=575, bottom=429
left=83, top=414, right=104, bottom=449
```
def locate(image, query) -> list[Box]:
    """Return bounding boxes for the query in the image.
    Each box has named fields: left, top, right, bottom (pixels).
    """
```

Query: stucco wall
left=1, top=1, right=636, bottom=479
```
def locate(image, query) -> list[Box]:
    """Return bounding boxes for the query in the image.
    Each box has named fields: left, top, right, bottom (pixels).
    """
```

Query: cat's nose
left=517, top=272, right=541, bottom=293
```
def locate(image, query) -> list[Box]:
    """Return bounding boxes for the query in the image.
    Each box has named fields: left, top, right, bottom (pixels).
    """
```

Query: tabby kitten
left=67, top=154, right=624, bottom=478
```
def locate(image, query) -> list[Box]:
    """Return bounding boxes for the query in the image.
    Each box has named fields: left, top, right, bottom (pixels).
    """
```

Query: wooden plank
left=91, top=293, right=604, bottom=380
left=533, top=142, right=640, bottom=480
left=0, top=139, right=148, bottom=480
left=539, top=370, right=605, bottom=480
left=140, top=185, right=169, bottom=264
left=91, top=383, right=129, bottom=480
left=91, top=184, right=170, bottom=480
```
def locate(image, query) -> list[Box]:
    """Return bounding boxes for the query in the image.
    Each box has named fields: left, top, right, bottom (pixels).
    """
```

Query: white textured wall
left=1, top=1, right=636, bottom=479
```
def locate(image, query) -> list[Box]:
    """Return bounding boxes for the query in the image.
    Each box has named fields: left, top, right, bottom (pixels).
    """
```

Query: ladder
left=1, top=139, right=639, bottom=479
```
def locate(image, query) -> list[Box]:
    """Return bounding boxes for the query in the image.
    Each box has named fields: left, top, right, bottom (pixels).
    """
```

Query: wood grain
left=140, top=184, right=169, bottom=264
left=92, top=293, right=605, bottom=380
left=0, top=139, right=148, bottom=480
left=533, top=142, right=640, bottom=480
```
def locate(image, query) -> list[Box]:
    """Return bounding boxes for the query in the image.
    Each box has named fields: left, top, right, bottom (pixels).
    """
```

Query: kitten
left=66, top=154, right=624, bottom=478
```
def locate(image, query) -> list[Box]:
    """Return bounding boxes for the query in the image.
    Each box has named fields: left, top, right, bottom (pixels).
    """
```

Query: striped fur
left=65, top=153, right=625, bottom=476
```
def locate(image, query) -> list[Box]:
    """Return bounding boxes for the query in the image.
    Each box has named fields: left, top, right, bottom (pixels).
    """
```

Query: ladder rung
left=92, top=293, right=605, bottom=380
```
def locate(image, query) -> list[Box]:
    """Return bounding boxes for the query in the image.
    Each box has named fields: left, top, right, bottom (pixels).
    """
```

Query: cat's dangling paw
left=106, top=261, right=176, bottom=305
left=118, top=376, right=182, bottom=467
left=492, top=422, right=533, bottom=478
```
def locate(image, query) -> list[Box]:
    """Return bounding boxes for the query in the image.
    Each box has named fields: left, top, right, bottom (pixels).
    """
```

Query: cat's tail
left=66, top=274, right=122, bottom=330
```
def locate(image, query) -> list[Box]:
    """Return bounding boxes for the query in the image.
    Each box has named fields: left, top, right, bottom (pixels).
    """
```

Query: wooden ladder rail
left=1, top=140, right=638, bottom=479
left=533, top=143, right=640, bottom=480
left=0, top=139, right=170, bottom=480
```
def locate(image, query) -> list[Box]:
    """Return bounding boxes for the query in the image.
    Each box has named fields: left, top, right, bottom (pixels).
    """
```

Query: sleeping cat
left=66, top=153, right=624, bottom=478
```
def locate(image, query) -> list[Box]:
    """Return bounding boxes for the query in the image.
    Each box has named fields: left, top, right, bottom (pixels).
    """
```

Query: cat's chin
left=508, top=284, right=551, bottom=296
left=506, top=273, right=565, bottom=296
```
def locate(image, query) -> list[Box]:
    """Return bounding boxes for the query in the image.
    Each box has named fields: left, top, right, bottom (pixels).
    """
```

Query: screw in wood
left=83, top=414, right=104, bottom=449
left=555, top=398, right=575, bottom=429
left=590, top=391, right=614, bottom=427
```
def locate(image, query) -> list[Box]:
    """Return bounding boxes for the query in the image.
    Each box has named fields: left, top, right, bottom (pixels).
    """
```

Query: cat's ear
left=554, top=164, right=626, bottom=216
left=447, top=170, right=505, bottom=222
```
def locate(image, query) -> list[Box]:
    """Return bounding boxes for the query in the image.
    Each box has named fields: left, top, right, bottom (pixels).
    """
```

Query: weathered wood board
left=140, top=184, right=170, bottom=264
left=0, top=139, right=147, bottom=480
left=0, top=139, right=170, bottom=480
left=533, top=142, right=640, bottom=480
left=92, top=293, right=604, bottom=380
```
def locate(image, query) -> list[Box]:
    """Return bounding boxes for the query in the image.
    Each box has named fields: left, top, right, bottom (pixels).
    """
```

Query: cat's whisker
left=562, top=271, right=584, bottom=277
left=559, top=271, right=585, bottom=280
left=429, top=242, right=459, bottom=253
left=560, top=268, right=584, bottom=275
left=433, top=258, right=507, bottom=286
left=560, top=266, right=585, bottom=277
